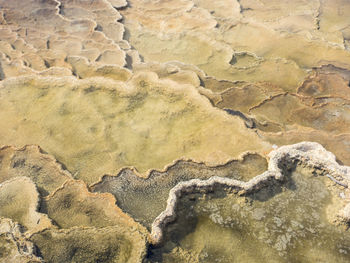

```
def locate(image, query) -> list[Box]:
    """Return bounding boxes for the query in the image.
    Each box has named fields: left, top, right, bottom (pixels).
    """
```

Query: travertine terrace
left=150, top=142, right=350, bottom=245
left=1, top=0, right=350, bottom=262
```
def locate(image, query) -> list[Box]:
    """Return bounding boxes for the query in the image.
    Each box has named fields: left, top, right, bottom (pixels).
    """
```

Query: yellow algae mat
left=1, top=0, right=350, bottom=262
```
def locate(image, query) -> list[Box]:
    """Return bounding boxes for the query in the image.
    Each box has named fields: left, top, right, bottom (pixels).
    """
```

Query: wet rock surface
left=0, top=0, right=350, bottom=262
left=148, top=167, right=350, bottom=262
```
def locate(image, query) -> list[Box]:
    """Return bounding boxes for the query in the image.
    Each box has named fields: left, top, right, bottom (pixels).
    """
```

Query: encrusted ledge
left=150, top=142, right=350, bottom=245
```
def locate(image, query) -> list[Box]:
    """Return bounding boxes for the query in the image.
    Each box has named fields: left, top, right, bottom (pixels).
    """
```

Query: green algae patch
left=0, top=74, right=269, bottom=184
left=148, top=167, right=350, bottom=262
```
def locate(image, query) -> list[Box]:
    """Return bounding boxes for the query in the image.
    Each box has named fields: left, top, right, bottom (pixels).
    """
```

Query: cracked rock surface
left=1, top=0, right=350, bottom=262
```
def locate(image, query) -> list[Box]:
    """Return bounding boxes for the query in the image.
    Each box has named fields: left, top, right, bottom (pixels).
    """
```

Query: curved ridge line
left=0, top=144, right=73, bottom=180
left=90, top=151, right=265, bottom=188
left=0, top=176, right=55, bottom=237
left=150, top=141, right=350, bottom=245
left=0, top=73, right=271, bottom=183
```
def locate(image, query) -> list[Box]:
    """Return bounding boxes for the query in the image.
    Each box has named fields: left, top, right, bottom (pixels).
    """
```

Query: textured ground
left=0, top=0, right=350, bottom=262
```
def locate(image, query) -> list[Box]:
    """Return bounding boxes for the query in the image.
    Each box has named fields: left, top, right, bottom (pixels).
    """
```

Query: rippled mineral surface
left=1, top=0, right=350, bottom=262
